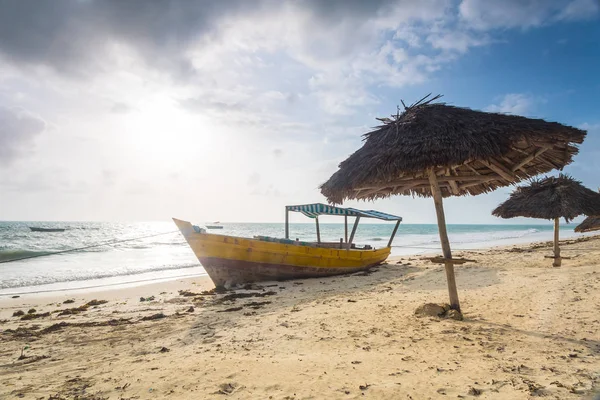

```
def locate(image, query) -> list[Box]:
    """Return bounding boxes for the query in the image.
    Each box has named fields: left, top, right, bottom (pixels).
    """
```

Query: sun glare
left=121, top=97, right=215, bottom=166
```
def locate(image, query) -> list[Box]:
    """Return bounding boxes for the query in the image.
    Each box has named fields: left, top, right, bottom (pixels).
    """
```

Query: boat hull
left=30, top=227, right=65, bottom=232
left=173, top=218, right=390, bottom=288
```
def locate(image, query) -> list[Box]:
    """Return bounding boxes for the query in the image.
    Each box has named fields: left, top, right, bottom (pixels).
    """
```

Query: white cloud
left=486, top=93, right=536, bottom=115
left=0, top=1, right=596, bottom=220
left=0, top=107, right=46, bottom=166
left=459, top=0, right=599, bottom=30
left=557, top=0, right=600, bottom=20
left=426, top=30, right=490, bottom=53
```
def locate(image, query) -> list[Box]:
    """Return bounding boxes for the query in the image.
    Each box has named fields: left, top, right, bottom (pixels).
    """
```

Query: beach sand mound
left=415, top=302, right=463, bottom=320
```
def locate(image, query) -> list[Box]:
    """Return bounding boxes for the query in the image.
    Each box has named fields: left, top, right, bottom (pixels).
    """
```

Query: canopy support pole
left=285, top=208, right=289, bottom=239
left=553, top=217, right=561, bottom=267
left=344, top=215, right=348, bottom=243
left=387, top=220, right=401, bottom=248
left=347, top=216, right=361, bottom=250
left=315, top=216, right=321, bottom=243
left=428, top=170, right=461, bottom=312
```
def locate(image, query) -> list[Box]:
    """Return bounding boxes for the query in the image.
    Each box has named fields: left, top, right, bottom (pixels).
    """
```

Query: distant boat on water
left=173, top=203, right=402, bottom=288
left=205, top=221, right=223, bottom=229
left=29, top=227, right=66, bottom=233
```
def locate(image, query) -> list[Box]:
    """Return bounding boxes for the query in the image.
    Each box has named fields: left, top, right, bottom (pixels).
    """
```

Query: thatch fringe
left=575, top=216, right=600, bottom=233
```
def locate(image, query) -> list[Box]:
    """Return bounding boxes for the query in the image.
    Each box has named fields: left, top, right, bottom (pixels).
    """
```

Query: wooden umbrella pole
left=553, top=217, right=561, bottom=267
left=428, top=170, right=461, bottom=312
left=315, top=217, right=321, bottom=243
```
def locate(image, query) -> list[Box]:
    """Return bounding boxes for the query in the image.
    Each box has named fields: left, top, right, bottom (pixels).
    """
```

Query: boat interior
left=253, top=235, right=373, bottom=250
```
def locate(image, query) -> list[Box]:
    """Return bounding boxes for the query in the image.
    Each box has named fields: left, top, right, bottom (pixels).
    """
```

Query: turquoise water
left=0, top=221, right=581, bottom=294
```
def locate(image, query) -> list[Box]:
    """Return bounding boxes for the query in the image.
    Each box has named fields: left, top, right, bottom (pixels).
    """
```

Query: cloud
left=4, top=0, right=591, bottom=122
left=459, top=0, right=598, bottom=30
left=486, top=93, right=535, bottom=115
left=557, top=0, right=600, bottom=20
left=101, top=169, right=117, bottom=186
left=0, top=107, right=46, bottom=166
left=110, top=102, right=134, bottom=114
left=247, top=172, right=261, bottom=186
left=426, top=30, right=490, bottom=53
left=0, top=1, right=259, bottom=76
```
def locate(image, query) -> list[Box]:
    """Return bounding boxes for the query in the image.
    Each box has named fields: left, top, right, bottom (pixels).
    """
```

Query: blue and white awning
left=286, top=203, right=402, bottom=221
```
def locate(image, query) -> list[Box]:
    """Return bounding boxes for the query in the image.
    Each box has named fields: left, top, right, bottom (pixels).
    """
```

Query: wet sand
left=1, top=236, right=599, bottom=399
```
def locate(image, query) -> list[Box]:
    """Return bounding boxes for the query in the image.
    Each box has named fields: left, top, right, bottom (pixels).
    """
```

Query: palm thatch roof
left=492, top=175, right=600, bottom=222
left=320, top=96, right=586, bottom=204
left=575, top=216, right=600, bottom=233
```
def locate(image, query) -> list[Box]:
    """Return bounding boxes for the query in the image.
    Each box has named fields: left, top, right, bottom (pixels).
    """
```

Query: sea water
left=0, top=221, right=589, bottom=295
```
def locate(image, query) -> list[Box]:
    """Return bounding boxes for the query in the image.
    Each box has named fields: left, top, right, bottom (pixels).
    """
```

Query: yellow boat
left=173, top=203, right=402, bottom=288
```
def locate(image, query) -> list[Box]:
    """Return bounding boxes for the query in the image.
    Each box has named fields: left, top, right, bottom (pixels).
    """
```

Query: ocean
left=0, top=221, right=587, bottom=296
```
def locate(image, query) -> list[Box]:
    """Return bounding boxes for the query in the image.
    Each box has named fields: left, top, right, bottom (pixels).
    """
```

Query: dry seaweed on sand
left=54, top=300, right=109, bottom=316
left=140, top=313, right=166, bottom=321
left=20, top=312, right=50, bottom=320
left=84, top=299, right=108, bottom=307
left=216, top=291, right=277, bottom=303
left=1, top=318, right=133, bottom=340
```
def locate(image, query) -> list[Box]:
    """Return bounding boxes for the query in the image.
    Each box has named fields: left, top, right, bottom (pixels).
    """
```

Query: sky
left=0, top=0, right=599, bottom=224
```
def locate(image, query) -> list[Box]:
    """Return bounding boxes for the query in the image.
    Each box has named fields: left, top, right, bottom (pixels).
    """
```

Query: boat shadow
left=182, top=262, right=422, bottom=342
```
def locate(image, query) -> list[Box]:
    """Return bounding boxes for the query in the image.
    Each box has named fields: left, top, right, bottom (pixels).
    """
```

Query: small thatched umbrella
left=320, top=95, right=586, bottom=311
left=575, top=189, right=600, bottom=233
left=575, top=216, right=600, bottom=233
left=493, top=175, right=600, bottom=266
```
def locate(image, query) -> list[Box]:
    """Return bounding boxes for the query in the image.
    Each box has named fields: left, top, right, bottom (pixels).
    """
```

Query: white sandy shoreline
left=1, top=235, right=599, bottom=399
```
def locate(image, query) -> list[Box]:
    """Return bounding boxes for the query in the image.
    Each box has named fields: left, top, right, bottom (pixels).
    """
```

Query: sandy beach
left=1, top=236, right=599, bottom=399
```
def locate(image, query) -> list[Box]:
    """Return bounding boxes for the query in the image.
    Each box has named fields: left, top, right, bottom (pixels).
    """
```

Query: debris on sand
left=62, top=299, right=75, bottom=304
left=245, top=301, right=271, bottom=309
left=218, top=307, right=243, bottom=313
left=141, top=313, right=166, bottom=321
left=179, top=290, right=201, bottom=297
left=21, top=312, right=50, bottom=321
left=414, top=303, right=463, bottom=321
left=2, top=319, right=133, bottom=339
left=27, top=308, right=37, bottom=314
left=215, top=291, right=277, bottom=304
left=159, top=347, right=170, bottom=353
left=84, top=299, right=108, bottom=307
left=57, top=305, right=90, bottom=316
left=12, top=310, right=25, bottom=317
left=468, top=387, right=482, bottom=396
left=139, top=296, right=155, bottom=302
left=216, top=382, right=239, bottom=395
left=55, top=300, right=108, bottom=316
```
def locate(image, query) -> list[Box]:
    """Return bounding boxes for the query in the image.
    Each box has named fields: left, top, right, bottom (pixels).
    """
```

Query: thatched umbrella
left=575, top=216, right=600, bottom=233
left=493, top=175, right=600, bottom=266
left=575, top=189, right=600, bottom=233
left=320, top=95, right=586, bottom=312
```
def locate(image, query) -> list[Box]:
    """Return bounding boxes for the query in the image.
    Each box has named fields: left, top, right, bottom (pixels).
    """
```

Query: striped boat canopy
left=286, top=203, right=402, bottom=221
